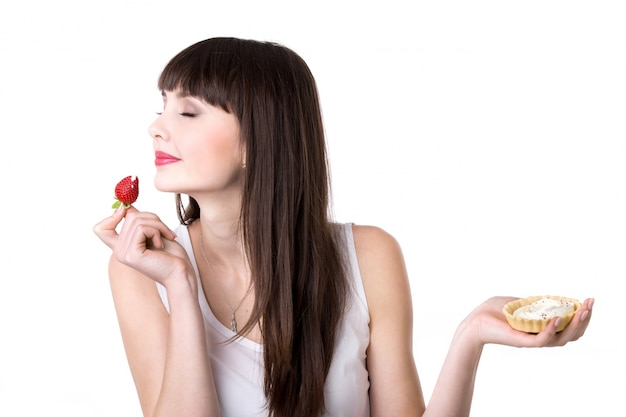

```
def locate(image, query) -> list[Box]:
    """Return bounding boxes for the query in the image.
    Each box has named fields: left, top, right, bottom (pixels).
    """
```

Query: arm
left=426, top=295, right=593, bottom=417
left=353, top=225, right=426, bottom=417
left=95, top=207, right=221, bottom=417
left=354, top=225, right=594, bottom=417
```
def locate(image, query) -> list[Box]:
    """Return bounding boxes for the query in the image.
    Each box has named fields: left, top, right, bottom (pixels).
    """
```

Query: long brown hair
left=158, top=37, right=349, bottom=417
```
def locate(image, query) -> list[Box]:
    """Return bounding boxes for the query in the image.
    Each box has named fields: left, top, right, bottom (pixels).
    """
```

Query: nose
left=148, top=114, right=168, bottom=141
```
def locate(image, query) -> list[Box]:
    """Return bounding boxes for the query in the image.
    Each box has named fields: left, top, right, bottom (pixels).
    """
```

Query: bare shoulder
left=351, top=224, right=403, bottom=260
left=350, top=224, right=411, bottom=314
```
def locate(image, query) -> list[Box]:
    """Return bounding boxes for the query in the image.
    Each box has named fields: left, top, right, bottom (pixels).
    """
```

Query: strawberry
left=112, top=175, right=139, bottom=209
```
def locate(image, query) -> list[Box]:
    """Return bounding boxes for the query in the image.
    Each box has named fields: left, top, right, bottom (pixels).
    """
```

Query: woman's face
left=148, top=89, right=243, bottom=199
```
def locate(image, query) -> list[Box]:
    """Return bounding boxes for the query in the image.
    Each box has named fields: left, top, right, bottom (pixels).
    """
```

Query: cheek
left=194, top=131, right=241, bottom=172
left=209, top=124, right=242, bottom=162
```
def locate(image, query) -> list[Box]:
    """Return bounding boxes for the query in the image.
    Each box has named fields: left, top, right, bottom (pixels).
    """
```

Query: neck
left=193, top=217, right=250, bottom=289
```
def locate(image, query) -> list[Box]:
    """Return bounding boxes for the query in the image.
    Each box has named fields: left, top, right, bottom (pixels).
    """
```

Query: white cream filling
left=513, top=298, right=575, bottom=320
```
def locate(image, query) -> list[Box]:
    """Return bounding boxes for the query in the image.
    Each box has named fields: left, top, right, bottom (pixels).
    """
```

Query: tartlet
left=503, top=295, right=581, bottom=333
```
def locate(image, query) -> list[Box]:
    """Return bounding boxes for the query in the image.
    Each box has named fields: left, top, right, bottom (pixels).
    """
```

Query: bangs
left=157, top=38, right=244, bottom=114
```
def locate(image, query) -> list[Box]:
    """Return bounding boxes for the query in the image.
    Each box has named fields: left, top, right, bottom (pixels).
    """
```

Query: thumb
left=93, top=205, right=127, bottom=249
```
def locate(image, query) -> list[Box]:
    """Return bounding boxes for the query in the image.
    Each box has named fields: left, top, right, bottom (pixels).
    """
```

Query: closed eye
left=180, top=112, right=196, bottom=117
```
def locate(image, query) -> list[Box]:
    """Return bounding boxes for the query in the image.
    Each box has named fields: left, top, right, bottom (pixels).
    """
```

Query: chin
left=153, top=176, right=183, bottom=194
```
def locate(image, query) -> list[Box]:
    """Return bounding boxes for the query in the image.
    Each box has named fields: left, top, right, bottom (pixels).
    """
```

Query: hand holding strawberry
left=96, top=175, right=184, bottom=285
left=112, top=175, right=139, bottom=209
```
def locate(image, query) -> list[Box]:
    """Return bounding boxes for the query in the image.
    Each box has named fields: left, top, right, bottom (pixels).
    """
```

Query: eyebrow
left=160, top=90, right=191, bottom=99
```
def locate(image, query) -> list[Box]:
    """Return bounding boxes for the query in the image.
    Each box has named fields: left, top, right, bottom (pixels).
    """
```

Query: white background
left=1, top=1, right=624, bottom=416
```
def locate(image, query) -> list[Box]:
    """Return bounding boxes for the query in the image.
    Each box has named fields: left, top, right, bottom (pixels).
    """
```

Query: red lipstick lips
left=155, top=151, right=181, bottom=166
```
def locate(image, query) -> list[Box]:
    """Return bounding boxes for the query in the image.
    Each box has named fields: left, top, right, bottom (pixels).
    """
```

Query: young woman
left=93, top=37, right=594, bottom=417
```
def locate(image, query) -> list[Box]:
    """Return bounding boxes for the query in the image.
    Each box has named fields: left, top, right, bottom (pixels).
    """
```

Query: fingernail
left=588, top=298, right=595, bottom=311
left=554, top=317, right=561, bottom=328
left=581, top=310, right=589, bottom=322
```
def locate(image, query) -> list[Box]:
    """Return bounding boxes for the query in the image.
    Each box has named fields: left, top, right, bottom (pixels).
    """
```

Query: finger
left=121, top=209, right=177, bottom=242
left=540, top=299, right=594, bottom=345
left=115, top=215, right=177, bottom=258
left=128, top=221, right=168, bottom=251
left=93, top=205, right=127, bottom=248
left=531, top=317, right=561, bottom=346
left=149, top=228, right=178, bottom=249
left=566, top=298, right=594, bottom=340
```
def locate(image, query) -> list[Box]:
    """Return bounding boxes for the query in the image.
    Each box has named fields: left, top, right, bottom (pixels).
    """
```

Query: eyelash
left=154, top=112, right=196, bottom=118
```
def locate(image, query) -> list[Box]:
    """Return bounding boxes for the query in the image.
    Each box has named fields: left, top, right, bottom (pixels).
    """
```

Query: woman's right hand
left=93, top=205, right=191, bottom=288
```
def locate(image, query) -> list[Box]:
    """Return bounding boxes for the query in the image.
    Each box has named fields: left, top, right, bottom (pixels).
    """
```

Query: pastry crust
left=503, top=295, right=581, bottom=333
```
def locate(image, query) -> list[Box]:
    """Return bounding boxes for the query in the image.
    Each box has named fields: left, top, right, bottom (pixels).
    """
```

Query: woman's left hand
left=464, top=296, right=594, bottom=348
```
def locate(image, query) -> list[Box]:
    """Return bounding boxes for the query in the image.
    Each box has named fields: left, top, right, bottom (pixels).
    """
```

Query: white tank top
left=157, top=223, right=371, bottom=416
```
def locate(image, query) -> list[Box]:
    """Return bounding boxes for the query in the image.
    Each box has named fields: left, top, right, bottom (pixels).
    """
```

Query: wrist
left=454, top=315, right=486, bottom=354
left=163, top=268, right=199, bottom=302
